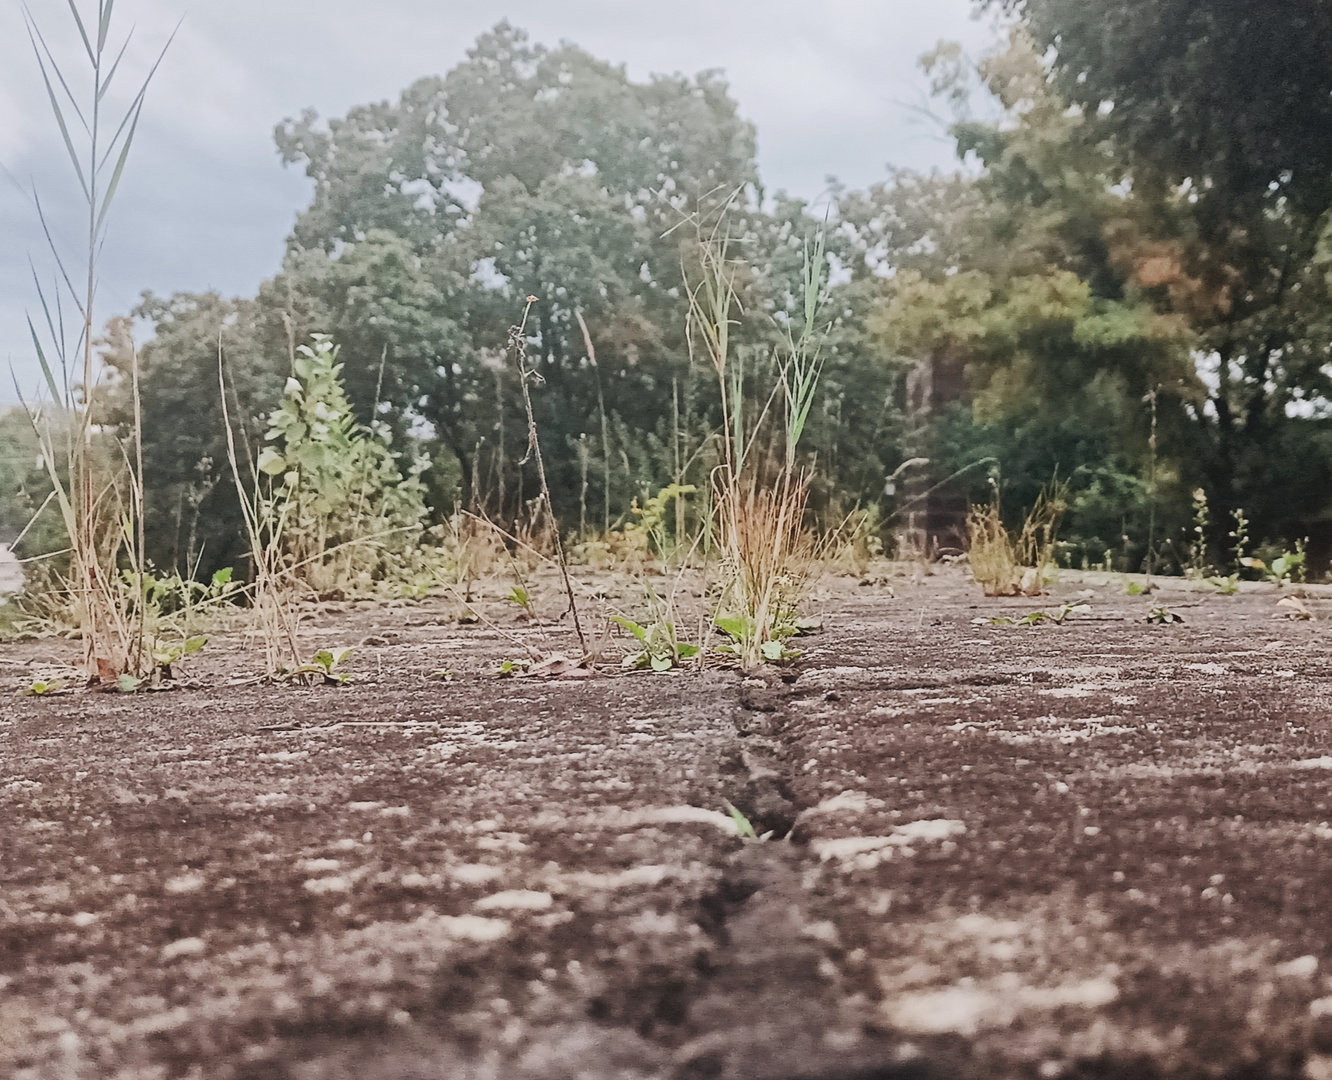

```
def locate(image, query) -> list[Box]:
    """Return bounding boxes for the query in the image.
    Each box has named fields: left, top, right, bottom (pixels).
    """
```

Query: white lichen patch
left=447, top=863, right=505, bottom=886
left=474, top=890, right=554, bottom=912
left=884, top=974, right=1119, bottom=1036
left=161, top=937, right=205, bottom=961
left=163, top=872, right=206, bottom=895
left=812, top=820, right=966, bottom=870
left=303, top=876, right=352, bottom=894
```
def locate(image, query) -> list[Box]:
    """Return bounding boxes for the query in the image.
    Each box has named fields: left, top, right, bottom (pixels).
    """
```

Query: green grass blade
left=96, top=101, right=140, bottom=235
left=28, top=46, right=90, bottom=200
left=62, top=0, right=96, bottom=65
left=97, top=22, right=177, bottom=174
left=97, top=30, right=131, bottom=102
left=26, top=12, right=91, bottom=133
left=27, top=314, right=64, bottom=404
left=97, top=0, right=115, bottom=51
left=30, top=195, right=87, bottom=320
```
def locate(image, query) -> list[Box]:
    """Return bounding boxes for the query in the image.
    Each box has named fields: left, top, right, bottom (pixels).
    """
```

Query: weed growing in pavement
left=968, top=481, right=1068, bottom=597
left=510, top=297, right=586, bottom=656
left=506, top=585, right=535, bottom=618
left=19, top=679, right=69, bottom=697
left=1244, top=541, right=1308, bottom=586
left=1185, top=489, right=1212, bottom=580
left=982, top=601, right=1090, bottom=627
left=256, top=335, right=432, bottom=595
left=16, top=2, right=175, bottom=684
left=724, top=801, right=759, bottom=840
left=291, top=647, right=355, bottom=686
left=1147, top=604, right=1183, bottom=624
left=682, top=204, right=829, bottom=669
left=611, top=610, right=702, bottom=672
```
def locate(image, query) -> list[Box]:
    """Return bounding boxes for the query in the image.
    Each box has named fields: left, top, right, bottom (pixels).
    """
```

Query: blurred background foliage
left=5, top=7, right=1331, bottom=580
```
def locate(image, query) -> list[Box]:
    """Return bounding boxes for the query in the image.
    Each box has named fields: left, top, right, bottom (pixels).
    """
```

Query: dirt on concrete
left=3, top=566, right=1332, bottom=1080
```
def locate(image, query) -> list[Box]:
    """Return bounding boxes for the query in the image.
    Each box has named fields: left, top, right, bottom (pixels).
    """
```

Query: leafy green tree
left=994, top=0, right=1332, bottom=557
left=844, top=33, right=1198, bottom=565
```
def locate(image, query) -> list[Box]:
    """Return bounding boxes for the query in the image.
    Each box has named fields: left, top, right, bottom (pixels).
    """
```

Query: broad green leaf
left=256, top=447, right=286, bottom=475
left=610, top=614, right=647, bottom=642
left=650, top=654, right=672, bottom=672
left=116, top=673, right=141, bottom=693
left=184, top=636, right=207, bottom=655
left=760, top=640, right=786, bottom=661
left=714, top=616, right=748, bottom=640
left=676, top=643, right=701, bottom=659
left=212, top=567, right=233, bottom=587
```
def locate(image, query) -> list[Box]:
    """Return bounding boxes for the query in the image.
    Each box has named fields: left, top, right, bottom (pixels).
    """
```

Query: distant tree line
left=5, top=6, right=1331, bottom=578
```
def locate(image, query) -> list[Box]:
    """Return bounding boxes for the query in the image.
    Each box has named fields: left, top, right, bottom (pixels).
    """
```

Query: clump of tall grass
left=967, top=482, right=1067, bottom=596
left=14, top=2, right=174, bottom=682
left=682, top=200, right=830, bottom=668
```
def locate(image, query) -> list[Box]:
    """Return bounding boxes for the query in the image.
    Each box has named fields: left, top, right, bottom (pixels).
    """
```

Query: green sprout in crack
left=612, top=614, right=701, bottom=672
left=1147, top=605, right=1184, bottom=624
left=724, top=801, right=758, bottom=840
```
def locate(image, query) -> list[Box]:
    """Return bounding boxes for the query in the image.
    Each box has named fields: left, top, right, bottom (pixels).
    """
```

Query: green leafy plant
left=1147, top=605, right=1183, bottom=624
left=19, top=678, right=69, bottom=697
left=495, top=658, right=531, bottom=678
left=986, top=601, right=1089, bottom=626
left=506, top=585, right=534, bottom=617
left=713, top=615, right=801, bottom=663
left=257, top=335, right=431, bottom=596
left=1242, top=541, right=1307, bottom=585
left=1185, top=488, right=1212, bottom=580
left=149, top=634, right=207, bottom=680
left=611, top=613, right=701, bottom=672
left=291, top=647, right=355, bottom=686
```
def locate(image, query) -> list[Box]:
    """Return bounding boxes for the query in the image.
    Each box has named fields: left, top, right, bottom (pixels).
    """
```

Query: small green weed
left=611, top=614, right=701, bottom=672
left=19, top=678, right=68, bottom=697
left=285, top=647, right=355, bottom=685
left=723, top=801, right=758, bottom=840
left=495, top=658, right=531, bottom=678
left=985, top=602, right=1089, bottom=627
left=714, top=615, right=801, bottom=663
left=1147, top=605, right=1183, bottom=624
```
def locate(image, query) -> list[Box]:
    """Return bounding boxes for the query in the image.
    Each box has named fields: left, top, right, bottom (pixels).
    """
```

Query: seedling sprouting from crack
left=506, top=586, right=534, bottom=618
left=19, top=679, right=69, bottom=697
left=1147, top=605, right=1183, bottom=624
left=611, top=614, right=701, bottom=672
left=724, top=801, right=758, bottom=840
left=288, top=648, right=355, bottom=685
left=150, top=635, right=207, bottom=681
left=983, top=602, right=1090, bottom=627
left=714, top=615, right=801, bottom=663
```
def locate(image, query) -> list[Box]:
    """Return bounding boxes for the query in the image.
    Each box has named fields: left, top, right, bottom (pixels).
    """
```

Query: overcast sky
left=0, top=0, right=1001, bottom=405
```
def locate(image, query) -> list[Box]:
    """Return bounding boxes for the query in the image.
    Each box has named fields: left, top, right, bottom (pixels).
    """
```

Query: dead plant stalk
left=511, top=296, right=586, bottom=655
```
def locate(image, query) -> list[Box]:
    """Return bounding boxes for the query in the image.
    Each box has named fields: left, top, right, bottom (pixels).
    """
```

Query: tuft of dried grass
left=967, top=483, right=1066, bottom=597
